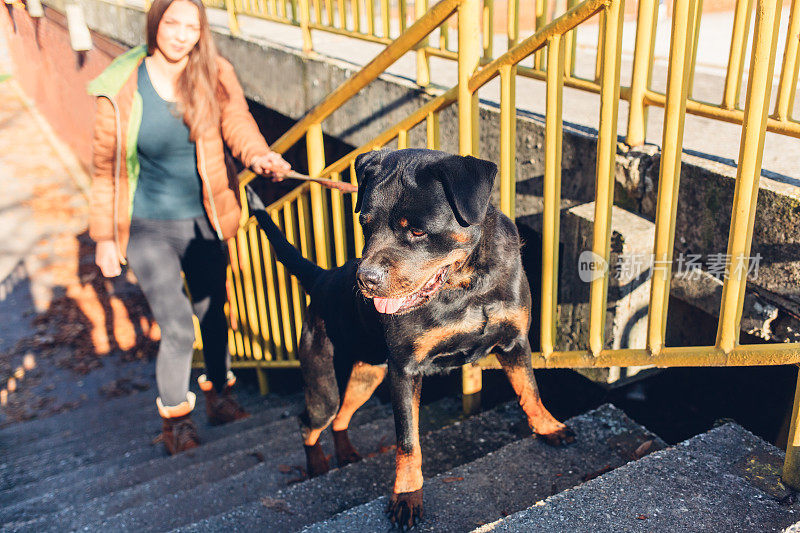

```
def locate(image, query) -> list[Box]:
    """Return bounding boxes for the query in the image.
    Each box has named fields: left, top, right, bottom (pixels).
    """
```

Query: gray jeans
left=127, top=216, right=230, bottom=407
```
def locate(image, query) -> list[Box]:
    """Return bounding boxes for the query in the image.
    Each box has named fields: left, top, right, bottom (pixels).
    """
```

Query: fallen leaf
left=441, top=476, right=464, bottom=483
left=261, top=497, right=293, bottom=514
left=633, top=439, right=655, bottom=459
left=636, top=515, right=648, bottom=520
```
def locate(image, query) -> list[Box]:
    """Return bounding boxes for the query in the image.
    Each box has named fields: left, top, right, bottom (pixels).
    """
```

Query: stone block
left=558, top=202, right=657, bottom=386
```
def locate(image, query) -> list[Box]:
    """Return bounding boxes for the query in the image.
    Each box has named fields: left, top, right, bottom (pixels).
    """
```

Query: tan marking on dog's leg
left=394, top=380, right=422, bottom=494
left=332, top=362, right=387, bottom=431
left=303, top=427, right=325, bottom=446
left=386, top=371, right=425, bottom=527
left=499, top=360, right=569, bottom=439
left=394, top=447, right=423, bottom=493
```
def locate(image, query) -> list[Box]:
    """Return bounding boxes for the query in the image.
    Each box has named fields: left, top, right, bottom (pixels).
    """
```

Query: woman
left=88, top=0, right=290, bottom=454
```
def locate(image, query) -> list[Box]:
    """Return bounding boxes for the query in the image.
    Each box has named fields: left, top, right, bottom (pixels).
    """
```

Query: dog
left=247, top=148, right=575, bottom=529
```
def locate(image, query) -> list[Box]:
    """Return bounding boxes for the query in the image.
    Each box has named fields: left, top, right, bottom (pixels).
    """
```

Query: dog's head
left=353, top=148, right=497, bottom=315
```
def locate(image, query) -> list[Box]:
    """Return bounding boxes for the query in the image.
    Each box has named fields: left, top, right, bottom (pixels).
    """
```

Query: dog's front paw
left=332, top=429, right=363, bottom=467
left=304, top=442, right=330, bottom=477
left=336, top=448, right=362, bottom=466
left=385, top=489, right=423, bottom=530
left=535, top=422, right=576, bottom=446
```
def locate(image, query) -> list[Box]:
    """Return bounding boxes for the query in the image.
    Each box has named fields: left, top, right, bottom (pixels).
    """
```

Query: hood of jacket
left=87, top=45, right=147, bottom=97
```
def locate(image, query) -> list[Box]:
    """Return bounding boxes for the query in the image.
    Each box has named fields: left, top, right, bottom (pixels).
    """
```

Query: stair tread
left=0, top=390, right=300, bottom=469
left=71, top=397, right=489, bottom=532
left=171, top=400, right=541, bottom=532
left=0, top=388, right=298, bottom=459
left=477, top=423, right=800, bottom=532
left=3, top=401, right=392, bottom=531
left=0, top=397, right=307, bottom=506
left=300, top=404, right=661, bottom=533
left=0, top=388, right=157, bottom=444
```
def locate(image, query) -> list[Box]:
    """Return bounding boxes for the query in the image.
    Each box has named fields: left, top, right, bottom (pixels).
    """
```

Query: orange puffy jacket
left=87, top=45, right=270, bottom=262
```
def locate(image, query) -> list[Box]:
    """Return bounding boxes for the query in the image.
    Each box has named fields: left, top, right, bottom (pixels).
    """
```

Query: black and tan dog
left=248, top=148, right=574, bottom=528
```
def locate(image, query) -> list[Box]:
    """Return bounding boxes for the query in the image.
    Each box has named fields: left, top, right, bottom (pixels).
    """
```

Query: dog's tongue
left=373, top=296, right=406, bottom=314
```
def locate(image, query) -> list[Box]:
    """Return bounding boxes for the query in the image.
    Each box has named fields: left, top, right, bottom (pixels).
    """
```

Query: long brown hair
left=146, top=0, right=225, bottom=140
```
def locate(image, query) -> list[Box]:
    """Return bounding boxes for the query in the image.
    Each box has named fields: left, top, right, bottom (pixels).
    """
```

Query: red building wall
left=1, top=4, right=127, bottom=171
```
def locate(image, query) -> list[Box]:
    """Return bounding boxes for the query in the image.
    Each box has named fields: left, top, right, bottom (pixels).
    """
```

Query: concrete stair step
left=0, top=382, right=277, bottom=445
left=0, top=396, right=308, bottom=504
left=0, top=389, right=298, bottom=466
left=74, top=398, right=469, bottom=532
left=173, top=400, right=539, bottom=532
left=0, top=388, right=158, bottom=448
left=300, top=404, right=662, bottom=533
left=0, top=393, right=304, bottom=492
left=3, top=400, right=393, bottom=531
left=476, top=422, right=800, bottom=533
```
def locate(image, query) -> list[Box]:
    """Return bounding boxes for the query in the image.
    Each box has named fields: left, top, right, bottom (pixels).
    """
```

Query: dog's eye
left=409, top=228, right=426, bottom=238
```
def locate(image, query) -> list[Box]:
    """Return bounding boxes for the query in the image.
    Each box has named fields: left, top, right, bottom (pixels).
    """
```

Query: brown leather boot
left=198, top=372, right=250, bottom=425
left=157, top=393, right=200, bottom=455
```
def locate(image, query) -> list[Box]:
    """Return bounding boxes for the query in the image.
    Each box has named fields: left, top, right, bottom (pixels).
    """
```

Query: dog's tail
left=245, top=185, right=325, bottom=289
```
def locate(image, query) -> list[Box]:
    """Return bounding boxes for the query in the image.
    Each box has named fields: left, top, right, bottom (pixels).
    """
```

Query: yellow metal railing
left=193, top=0, right=800, bottom=488
left=208, top=0, right=800, bottom=142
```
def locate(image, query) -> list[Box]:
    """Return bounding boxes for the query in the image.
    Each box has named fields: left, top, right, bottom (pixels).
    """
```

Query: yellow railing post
left=686, top=0, right=703, bottom=96
left=587, top=0, right=623, bottom=356
left=498, top=0, right=519, bottom=219
left=381, top=0, right=390, bottom=37
left=224, top=0, right=241, bottom=36
left=459, top=0, right=481, bottom=411
left=784, top=367, right=800, bottom=489
left=564, top=0, right=579, bottom=76
left=716, top=0, right=781, bottom=354
left=498, top=0, right=518, bottom=219
left=416, top=0, right=431, bottom=86
left=458, top=0, right=481, bottom=156
left=482, top=0, right=494, bottom=61
left=646, top=0, right=698, bottom=357
left=625, top=0, right=657, bottom=146
left=773, top=0, right=800, bottom=121
left=498, top=65, right=516, bottom=219
left=507, top=0, right=519, bottom=49
left=534, top=0, right=548, bottom=69
left=299, top=0, right=314, bottom=53
left=306, top=123, right=331, bottom=269
left=722, top=0, right=754, bottom=110
left=540, top=35, right=565, bottom=357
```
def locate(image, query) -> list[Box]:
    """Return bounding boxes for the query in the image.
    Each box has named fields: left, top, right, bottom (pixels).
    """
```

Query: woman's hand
left=251, top=152, right=291, bottom=181
left=95, top=240, right=122, bottom=278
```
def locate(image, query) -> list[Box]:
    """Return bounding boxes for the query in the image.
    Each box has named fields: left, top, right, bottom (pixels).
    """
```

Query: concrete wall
left=0, top=3, right=124, bottom=170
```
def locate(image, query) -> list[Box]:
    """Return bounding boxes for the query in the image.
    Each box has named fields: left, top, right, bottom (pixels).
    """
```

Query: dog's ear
left=354, top=149, right=391, bottom=213
left=435, top=155, right=498, bottom=226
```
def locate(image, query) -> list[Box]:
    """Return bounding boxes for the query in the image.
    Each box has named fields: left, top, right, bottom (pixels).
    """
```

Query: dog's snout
left=357, top=265, right=386, bottom=293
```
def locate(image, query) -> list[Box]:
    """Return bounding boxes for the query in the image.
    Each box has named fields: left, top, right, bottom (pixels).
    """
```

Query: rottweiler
left=247, top=148, right=574, bottom=529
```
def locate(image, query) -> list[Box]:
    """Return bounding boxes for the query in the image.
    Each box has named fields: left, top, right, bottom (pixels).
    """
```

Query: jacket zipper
left=96, top=93, right=128, bottom=266
left=196, top=138, right=224, bottom=240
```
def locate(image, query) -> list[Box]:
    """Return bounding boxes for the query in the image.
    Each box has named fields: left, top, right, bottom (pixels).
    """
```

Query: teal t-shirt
left=133, top=61, right=205, bottom=220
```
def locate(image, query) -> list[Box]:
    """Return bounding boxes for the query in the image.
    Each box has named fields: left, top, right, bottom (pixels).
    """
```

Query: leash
left=284, top=170, right=358, bottom=194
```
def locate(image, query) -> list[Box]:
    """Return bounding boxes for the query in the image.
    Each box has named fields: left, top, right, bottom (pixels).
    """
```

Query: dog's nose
left=357, top=265, right=385, bottom=293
